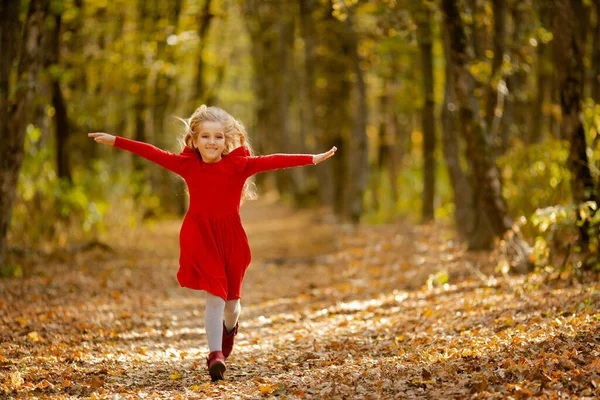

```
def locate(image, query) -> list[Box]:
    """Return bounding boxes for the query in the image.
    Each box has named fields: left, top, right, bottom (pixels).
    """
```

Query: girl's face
left=193, top=121, right=226, bottom=163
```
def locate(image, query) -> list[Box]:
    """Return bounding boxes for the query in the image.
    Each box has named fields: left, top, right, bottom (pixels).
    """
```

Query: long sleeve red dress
left=114, top=136, right=313, bottom=300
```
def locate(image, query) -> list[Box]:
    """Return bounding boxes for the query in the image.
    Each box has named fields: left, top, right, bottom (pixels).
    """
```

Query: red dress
left=114, top=137, right=313, bottom=300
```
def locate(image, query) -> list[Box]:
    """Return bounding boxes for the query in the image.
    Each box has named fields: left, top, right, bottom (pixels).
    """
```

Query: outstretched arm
left=88, top=132, right=184, bottom=176
left=243, top=146, right=337, bottom=177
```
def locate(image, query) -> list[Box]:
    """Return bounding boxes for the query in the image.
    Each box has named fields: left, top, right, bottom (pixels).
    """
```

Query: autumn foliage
left=1, top=201, right=599, bottom=399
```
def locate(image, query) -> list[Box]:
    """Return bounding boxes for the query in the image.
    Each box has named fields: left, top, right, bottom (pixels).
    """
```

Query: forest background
left=2, top=0, right=600, bottom=275
left=2, top=0, right=600, bottom=398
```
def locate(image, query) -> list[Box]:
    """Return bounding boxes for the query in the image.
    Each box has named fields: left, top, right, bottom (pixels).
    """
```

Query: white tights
left=204, top=292, right=241, bottom=352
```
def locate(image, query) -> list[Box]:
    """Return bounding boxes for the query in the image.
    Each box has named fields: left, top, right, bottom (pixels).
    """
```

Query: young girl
left=88, top=105, right=336, bottom=381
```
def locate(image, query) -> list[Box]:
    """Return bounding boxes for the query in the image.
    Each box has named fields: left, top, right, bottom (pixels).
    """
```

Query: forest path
left=1, top=198, right=599, bottom=399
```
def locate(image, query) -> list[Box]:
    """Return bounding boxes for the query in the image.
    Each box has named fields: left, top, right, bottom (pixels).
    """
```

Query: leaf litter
left=1, top=199, right=599, bottom=399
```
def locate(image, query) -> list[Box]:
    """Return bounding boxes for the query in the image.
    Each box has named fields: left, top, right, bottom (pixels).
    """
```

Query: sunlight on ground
left=1, top=200, right=599, bottom=398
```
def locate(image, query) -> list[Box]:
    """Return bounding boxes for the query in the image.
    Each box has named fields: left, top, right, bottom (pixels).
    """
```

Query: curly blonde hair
left=178, top=105, right=257, bottom=202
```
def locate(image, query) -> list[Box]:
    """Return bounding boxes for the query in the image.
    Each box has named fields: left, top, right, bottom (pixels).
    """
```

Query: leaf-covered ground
left=1, top=199, right=600, bottom=399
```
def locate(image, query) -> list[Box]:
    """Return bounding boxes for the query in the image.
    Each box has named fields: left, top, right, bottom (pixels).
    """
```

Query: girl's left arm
left=243, top=146, right=337, bottom=177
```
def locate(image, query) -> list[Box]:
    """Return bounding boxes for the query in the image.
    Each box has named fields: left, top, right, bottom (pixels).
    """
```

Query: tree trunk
left=509, top=4, right=528, bottom=144
left=275, top=4, right=297, bottom=197
left=193, top=0, right=214, bottom=109
left=592, top=0, right=600, bottom=103
left=465, top=0, right=486, bottom=60
left=385, top=101, right=400, bottom=205
left=551, top=0, right=598, bottom=245
left=345, top=11, right=368, bottom=224
left=381, top=81, right=400, bottom=205
left=0, top=0, right=49, bottom=268
left=441, top=0, right=531, bottom=268
left=153, top=0, right=184, bottom=215
left=48, top=13, right=72, bottom=183
left=318, top=2, right=352, bottom=219
left=530, top=1, right=550, bottom=145
left=485, top=0, right=507, bottom=142
left=243, top=0, right=281, bottom=192
left=132, top=0, right=149, bottom=176
left=441, top=23, right=491, bottom=244
left=299, top=0, right=328, bottom=206
left=414, top=4, right=436, bottom=222
left=53, top=79, right=71, bottom=183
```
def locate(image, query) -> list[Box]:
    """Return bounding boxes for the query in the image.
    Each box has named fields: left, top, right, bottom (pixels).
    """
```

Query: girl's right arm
left=88, top=132, right=184, bottom=176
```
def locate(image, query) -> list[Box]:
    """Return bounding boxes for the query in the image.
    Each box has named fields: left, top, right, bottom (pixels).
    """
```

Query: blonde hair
left=178, top=105, right=257, bottom=202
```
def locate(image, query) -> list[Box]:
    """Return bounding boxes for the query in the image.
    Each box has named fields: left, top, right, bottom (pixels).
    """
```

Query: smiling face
left=193, top=121, right=226, bottom=163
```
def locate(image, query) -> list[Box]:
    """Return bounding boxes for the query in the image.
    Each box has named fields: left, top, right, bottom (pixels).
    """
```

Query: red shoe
left=206, top=351, right=226, bottom=381
left=222, top=322, right=238, bottom=359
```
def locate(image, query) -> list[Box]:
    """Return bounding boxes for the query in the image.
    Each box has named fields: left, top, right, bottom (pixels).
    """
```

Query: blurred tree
left=442, top=0, right=531, bottom=267
left=465, top=0, right=487, bottom=61
left=411, top=1, right=436, bottom=222
left=375, top=81, right=400, bottom=208
left=0, top=0, right=50, bottom=267
left=485, top=0, right=507, bottom=150
left=551, top=0, right=598, bottom=246
left=47, top=6, right=72, bottom=183
left=338, top=2, right=369, bottom=224
left=530, top=1, right=552, bottom=144
left=192, top=0, right=214, bottom=109
left=440, top=23, right=484, bottom=243
left=243, top=0, right=290, bottom=192
left=274, top=0, right=299, bottom=197
left=593, top=0, right=600, bottom=103
left=152, top=0, right=185, bottom=215
left=507, top=0, right=532, bottom=144
left=319, top=1, right=356, bottom=221
left=298, top=0, right=327, bottom=206
left=132, top=0, right=151, bottom=175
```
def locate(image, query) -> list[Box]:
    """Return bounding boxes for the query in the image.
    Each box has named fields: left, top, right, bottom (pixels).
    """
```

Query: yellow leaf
left=27, top=331, right=40, bottom=342
left=170, top=371, right=182, bottom=380
left=259, top=383, right=276, bottom=394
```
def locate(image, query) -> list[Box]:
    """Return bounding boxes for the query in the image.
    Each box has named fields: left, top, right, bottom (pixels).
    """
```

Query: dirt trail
left=1, top=198, right=599, bottom=399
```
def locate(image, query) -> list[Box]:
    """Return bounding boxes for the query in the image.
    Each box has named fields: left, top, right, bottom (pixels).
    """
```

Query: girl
left=88, top=105, right=336, bottom=381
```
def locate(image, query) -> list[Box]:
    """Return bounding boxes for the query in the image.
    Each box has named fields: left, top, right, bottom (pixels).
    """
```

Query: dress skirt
left=177, top=211, right=252, bottom=300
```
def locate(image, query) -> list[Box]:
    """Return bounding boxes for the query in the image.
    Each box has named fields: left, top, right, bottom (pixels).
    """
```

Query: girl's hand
left=88, top=132, right=116, bottom=146
left=313, top=146, right=337, bottom=165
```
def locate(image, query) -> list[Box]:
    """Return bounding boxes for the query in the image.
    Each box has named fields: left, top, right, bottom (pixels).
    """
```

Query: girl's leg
left=205, top=292, right=225, bottom=352
left=223, top=299, right=241, bottom=333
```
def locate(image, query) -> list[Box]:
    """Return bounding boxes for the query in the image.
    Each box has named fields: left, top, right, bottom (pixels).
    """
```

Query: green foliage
left=363, top=149, right=454, bottom=224
left=529, top=201, right=600, bottom=272
left=499, top=102, right=600, bottom=275
left=497, top=138, right=572, bottom=237
left=582, top=100, right=600, bottom=184
left=8, top=125, right=157, bottom=255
